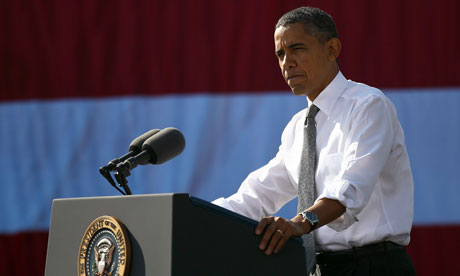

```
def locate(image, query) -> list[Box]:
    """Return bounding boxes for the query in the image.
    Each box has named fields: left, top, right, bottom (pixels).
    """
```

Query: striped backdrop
left=1, top=0, right=459, bottom=275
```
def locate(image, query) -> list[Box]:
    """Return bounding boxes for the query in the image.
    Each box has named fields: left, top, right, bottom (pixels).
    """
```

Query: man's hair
left=275, top=7, right=338, bottom=44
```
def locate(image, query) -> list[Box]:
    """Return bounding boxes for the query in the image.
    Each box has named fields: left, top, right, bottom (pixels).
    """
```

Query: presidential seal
left=78, top=216, right=131, bottom=276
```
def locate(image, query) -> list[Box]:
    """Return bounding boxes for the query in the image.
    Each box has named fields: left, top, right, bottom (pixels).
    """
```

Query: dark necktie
left=297, top=104, right=320, bottom=275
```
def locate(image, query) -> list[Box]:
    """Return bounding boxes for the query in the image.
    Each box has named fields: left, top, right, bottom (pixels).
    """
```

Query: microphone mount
left=113, top=166, right=132, bottom=195
left=99, top=166, right=131, bottom=195
left=113, top=150, right=153, bottom=195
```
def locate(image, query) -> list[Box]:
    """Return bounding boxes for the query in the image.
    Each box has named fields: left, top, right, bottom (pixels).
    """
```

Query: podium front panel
left=45, top=194, right=175, bottom=276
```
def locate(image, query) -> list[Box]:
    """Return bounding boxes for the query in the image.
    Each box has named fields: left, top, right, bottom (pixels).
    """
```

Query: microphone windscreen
left=142, top=127, right=186, bottom=164
left=128, top=129, right=161, bottom=153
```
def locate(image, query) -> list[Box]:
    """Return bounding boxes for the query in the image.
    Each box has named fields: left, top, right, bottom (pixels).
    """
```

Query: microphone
left=100, top=129, right=161, bottom=172
left=99, top=129, right=161, bottom=195
left=116, top=127, right=186, bottom=171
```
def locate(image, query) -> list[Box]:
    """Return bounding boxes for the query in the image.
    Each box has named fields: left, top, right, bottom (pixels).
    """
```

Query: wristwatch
left=300, top=211, right=319, bottom=233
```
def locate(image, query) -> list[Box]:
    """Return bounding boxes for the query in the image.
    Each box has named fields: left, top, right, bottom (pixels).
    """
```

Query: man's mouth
left=287, top=74, right=304, bottom=81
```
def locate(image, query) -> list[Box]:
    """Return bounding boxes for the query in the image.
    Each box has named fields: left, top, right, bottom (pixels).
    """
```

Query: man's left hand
left=255, top=215, right=309, bottom=255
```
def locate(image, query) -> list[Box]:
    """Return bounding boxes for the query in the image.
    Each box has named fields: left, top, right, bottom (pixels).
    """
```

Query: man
left=213, top=6, right=415, bottom=276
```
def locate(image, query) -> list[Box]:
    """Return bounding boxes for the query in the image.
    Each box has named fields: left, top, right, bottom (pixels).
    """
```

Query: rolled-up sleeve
left=317, top=94, right=395, bottom=231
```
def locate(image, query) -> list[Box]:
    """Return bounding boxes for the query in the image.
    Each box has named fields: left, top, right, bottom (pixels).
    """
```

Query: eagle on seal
left=94, top=238, right=115, bottom=276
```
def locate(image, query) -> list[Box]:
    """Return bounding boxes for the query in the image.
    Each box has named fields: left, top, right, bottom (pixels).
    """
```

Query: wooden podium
left=45, top=193, right=307, bottom=275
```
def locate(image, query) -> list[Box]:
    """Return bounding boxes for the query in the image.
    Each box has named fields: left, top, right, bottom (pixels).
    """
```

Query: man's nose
left=281, top=54, right=295, bottom=70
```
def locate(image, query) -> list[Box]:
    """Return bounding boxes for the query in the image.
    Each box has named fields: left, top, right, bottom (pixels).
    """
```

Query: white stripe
left=0, top=89, right=459, bottom=232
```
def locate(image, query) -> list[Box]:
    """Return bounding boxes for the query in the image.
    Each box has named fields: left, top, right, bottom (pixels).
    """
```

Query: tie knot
left=307, top=104, right=320, bottom=119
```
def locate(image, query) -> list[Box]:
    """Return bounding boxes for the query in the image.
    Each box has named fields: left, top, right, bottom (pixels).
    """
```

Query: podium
left=45, top=193, right=307, bottom=275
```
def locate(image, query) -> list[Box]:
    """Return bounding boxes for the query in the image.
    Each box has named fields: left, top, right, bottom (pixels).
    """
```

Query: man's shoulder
left=340, top=79, right=396, bottom=118
left=342, top=79, right=386, bottom=102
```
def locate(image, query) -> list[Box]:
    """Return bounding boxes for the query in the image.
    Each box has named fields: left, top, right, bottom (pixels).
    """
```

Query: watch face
left=306, top=212, right=318, bottom=222
left=303, top=211, right=318, bottom=224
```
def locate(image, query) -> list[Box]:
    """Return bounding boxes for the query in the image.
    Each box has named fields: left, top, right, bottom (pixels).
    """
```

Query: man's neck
left=307, top=66, right=340, bottom=102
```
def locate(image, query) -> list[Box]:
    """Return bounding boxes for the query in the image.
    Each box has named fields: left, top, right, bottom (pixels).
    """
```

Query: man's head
left=276, top=7, right=338, bottom=45
left=274, top=7, right=341, bottom=100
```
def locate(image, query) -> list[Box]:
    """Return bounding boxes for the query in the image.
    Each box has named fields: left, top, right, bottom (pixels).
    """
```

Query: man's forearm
left=292, top=198, right=346, bottom=233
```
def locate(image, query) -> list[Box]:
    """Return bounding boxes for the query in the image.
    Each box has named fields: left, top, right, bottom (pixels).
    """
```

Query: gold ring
left=276, top=229, right=284, bottom=236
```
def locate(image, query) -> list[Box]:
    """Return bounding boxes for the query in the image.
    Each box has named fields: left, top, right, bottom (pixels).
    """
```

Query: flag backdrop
left=1, top=0, right=459, bottom=275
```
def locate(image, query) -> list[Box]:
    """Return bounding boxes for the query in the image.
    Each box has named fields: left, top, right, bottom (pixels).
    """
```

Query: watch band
left=300, top=211, right=319, bottom=233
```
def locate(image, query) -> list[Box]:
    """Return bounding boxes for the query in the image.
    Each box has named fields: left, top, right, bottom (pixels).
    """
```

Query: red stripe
left=1, top=0, right=459, bottom=101
left=406, top=224, right=460, bottom=275
left=0, top=231, right=48, bottom=276
left=0, top=225, right=458, bottom=275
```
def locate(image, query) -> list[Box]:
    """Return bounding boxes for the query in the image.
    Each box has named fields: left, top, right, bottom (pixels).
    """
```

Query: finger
left=260, top=220, right=282, bottom=253
left=264, top=229, right=284, bottom=255
left=273, top=230, right=289, bottom=254
left=266, top=221, right=290, bottom=255
left=255, top=217, right=274, bottom=235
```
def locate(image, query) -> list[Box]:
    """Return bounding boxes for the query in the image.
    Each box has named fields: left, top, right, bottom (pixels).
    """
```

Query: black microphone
left=116, top=127, right=186, bottom=171
left=100, top=129, right=161, bottom=172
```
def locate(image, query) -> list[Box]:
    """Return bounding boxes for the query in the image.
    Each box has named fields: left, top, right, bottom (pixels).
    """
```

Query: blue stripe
left=0, top=89, right=459, bottom=232
left=386, top=89, right=460, bottom=225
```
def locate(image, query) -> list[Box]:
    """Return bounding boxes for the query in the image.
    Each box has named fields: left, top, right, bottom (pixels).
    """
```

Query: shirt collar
left=307, top=71, right=348, bottom=117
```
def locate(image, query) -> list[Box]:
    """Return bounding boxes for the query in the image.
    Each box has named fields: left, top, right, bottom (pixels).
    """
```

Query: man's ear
left=327, top=38, right=341, bottom=61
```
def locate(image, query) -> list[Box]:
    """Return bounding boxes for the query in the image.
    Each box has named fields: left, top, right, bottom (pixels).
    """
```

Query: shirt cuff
left=316, top=180, right=360, bottom=232
left=325, top=208, right=358, bottom=232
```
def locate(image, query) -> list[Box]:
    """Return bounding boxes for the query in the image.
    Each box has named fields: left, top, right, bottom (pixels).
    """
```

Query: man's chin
left=290, top=87, right=308, bottom=96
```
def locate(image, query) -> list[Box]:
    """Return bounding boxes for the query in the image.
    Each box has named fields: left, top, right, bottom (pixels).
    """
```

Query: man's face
left=274, top=23, right=339, bottom=100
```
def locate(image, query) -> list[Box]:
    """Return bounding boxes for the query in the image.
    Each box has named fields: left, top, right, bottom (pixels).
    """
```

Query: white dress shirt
left=213, top=71, right=414, bottom=251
